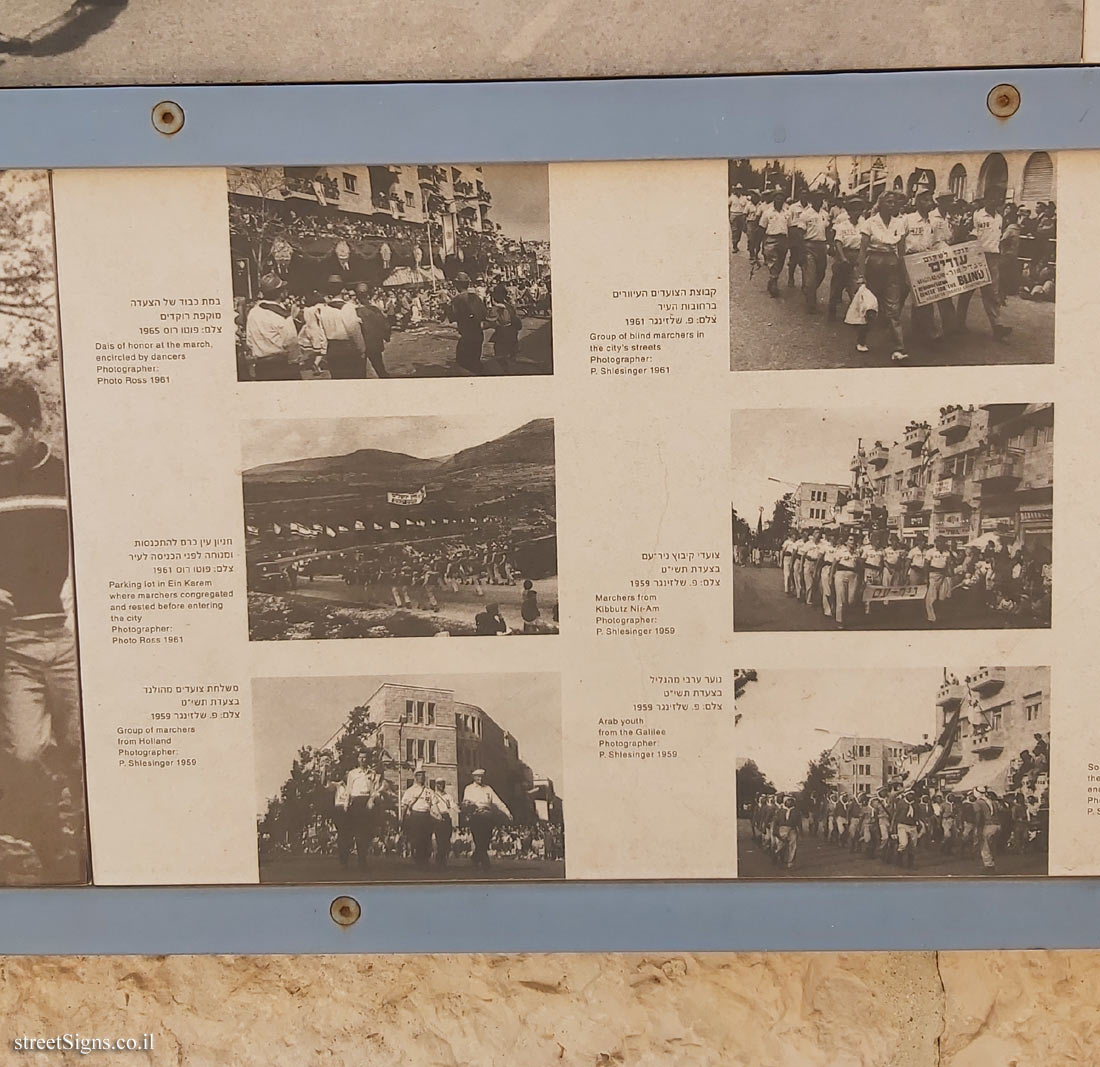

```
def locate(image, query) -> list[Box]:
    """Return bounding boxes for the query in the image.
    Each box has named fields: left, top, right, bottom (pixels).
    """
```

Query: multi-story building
left=320, top=683, right=552, bottom=824
left=795, top=481, right=849, bottom=527
left=922, top=666, right=1050, bottom=795
left=825, top=736, right=916, bottom=795
left=839, top=152, right=1056, bottom=209
left=848, top=403, right=1053, bottom=550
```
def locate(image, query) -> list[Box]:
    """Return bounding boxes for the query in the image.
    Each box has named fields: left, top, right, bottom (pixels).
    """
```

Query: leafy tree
left=765, top=492, right=795, bottom=549
left=736, top=759, right=776, bottom=811
left=731, top=507, right=753, bottom=548
left=797, top=748, right=838, bottom=809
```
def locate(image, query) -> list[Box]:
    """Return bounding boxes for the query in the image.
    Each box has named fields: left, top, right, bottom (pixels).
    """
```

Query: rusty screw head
left=987, top=84, right=1020, bottom=119
left=330, top=895, right=361, bottom=927
left=152, top=101, right=185, bottom=136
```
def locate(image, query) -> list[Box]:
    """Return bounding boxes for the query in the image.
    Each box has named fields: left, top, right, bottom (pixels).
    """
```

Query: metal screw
left=330, top=895, right=361, bottom=927
left=987, top=84, right=1020, bottom=119
left=152, top=101, right=185, bottom=136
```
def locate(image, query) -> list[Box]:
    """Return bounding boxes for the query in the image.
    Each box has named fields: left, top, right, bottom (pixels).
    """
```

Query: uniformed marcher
left=775, top=795, right=801, bottom=870
left=828, top=197, right=865, bottom=320
left=244, top=274, right=302, bottom=380
left=760, top=191, right=791, bottom=297
left=883, top=534, right=904, bottom=587
left=819, top=530, right=838, bottom=618
left=728, top=184, right=749, bottom=252
left=462, top=768, right=512, bottom=870
left=925, top=535, right=954, bottom=623
left=400, top=766, right=439, bottom=868
left=956, top=192, right=1013, bottom=341
left=832, top=534, right=860, bottom=628
left=799, top=188, right=831, bottom=313
left=904, top=190, right=955, bottom=341
left=855, top=191, right=909, bottom=362
left=892, top=789, right=920, bottom=869
left=802, top=530, right=822, bottom=607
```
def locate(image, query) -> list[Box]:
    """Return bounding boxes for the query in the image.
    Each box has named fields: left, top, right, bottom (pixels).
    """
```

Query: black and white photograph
left=243, top=415, right=558, bottom=640
left=255, top=673, right=565, bottom=884
left=731, top=403, right=1053, bottom=631
left=727, top=153, right=1056, bottom=369
left=229, top=164, right=552, bottom=380
left=0, top=170, right=89, bottom=884
left=736, top=666, right=1050, bottom=878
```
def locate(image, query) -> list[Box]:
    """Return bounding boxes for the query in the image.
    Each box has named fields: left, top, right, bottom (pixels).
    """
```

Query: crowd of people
left=777, top=527, right=1052, bottom=627
left=262, top=754, right=563, bottom=873
left=749, top=753, right=1049, bottom=874
left=728, top=183, right=1056, bottom=362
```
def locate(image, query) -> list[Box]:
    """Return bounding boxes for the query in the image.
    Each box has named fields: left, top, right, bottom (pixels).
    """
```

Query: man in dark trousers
left=354, top=283, right=392, bottom=378
left=446, top=273, right=487, bottom=375
left=0, top=379, right=85, bottom=882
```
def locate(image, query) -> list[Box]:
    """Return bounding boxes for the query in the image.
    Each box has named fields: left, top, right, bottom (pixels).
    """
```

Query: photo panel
left=731, top=403, right=1053, bottom=631
left=735, top=666, right=1051, bottom=879
left=228, top=163, right=552, bottom=381
left=727, top=152, right=1057, bottom=370
left=253, top=672, right=564, bottom=884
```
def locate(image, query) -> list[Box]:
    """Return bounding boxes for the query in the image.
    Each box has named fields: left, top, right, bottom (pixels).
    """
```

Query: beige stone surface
left=3, top=952, right=943, bottom=1066
left=0, top=0, right=1085, bottom=88
left=939, top=951, right=1100, bottom=1066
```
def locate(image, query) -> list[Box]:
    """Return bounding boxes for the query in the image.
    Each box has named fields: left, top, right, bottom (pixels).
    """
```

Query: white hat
left=414, top=762, right=426, bottom=774
left=471, top=768, right=486, bottom=777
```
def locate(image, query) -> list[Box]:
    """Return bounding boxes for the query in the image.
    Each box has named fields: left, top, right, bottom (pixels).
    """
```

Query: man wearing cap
left=956, top=193, right=1013, bottom=341
left=343, top=749, right=385, bottom=869
left=728, top=184, right=749, bottom=253
left=746, top=191, right=764, bottom=265
left=431, top=778, right=461, bottom=868
left=400, top=766, right=439, bottom=868
left=318, top=276, right=372, bottom=379
left=446, top=273, right=488, bottom=375
left=353, top=283, right=392, bottom=379
left=759, top=190, right=790, bottom=298
left=892, top=789, right=920, bottom=869
left=775, top=795, right=801, bottom=870
left=799, top=189, right=831, bottom=314
left=0, top=378, right=84, bottom=880
left=244, top=274, right=302, bottom=381
left=462, top=768, right=512, bottom=870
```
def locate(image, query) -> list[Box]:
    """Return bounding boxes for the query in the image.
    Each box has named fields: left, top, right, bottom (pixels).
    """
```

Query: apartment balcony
left=284, top=176, right=340, bottom=202
left=938, top=408, right=974, bottom=442
left=936, top=517, right=971, bottom=538
left=904, top=425, right=930, bottom=452
left=974, top=454, right=1022, bottom=491
left=932, top=476, right=964, bottom=505
left=901, top=485, right=926, bottom=508
left=417, top=165, right=446, bottom=188
left=970, top=737, right=1005, bottom=758
left=868, top=444, right=890, bottom=468
left=936, top=682, right=963, bottom=709
left=478, top=187, right=492, bottom=205
left=850, top=454, right=864, bottom=473
left=969, top=666, right=1006, bottom=695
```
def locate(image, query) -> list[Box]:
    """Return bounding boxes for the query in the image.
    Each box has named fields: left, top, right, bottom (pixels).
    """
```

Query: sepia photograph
left=732, top=403, right=1053, bottom=631
left=0, top=170, right=89, bottom=884
left=727, top=152, right=1056, bottom=370
left=243, top=414, right=558, bottom=640
left=229, top=163, right=551, bottom=380
left=254, top=673, right=565, bottom=884
left=735, top=666, right=1050, bottom=878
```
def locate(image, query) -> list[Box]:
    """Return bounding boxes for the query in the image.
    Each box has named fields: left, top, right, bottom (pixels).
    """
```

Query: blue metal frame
left=0, top=67, right=1095, bottom=169
left=1, top=881, right=1098, bottom=954
left=0, top=67, right=1092, bottom=953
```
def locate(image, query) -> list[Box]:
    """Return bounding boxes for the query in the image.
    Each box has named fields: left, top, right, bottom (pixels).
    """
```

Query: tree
left=731, top=507, right=753, bottom=548
left=0, top=171, right=63, bottom=448
left=736, top=759, right=776, bottom=812
left=765, top=492, right=795, bottom=549
left=227, top=166, right=290, bottom=291
left=797, top=748, right=838, bottom=809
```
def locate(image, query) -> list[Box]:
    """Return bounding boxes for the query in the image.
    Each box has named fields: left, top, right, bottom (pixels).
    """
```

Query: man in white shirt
left=907, top=533, right=929, bottom=589
left=400, top=767, right=439, bottom=868
left=462, top=768, right=512, bottom=870
left=956, top=194, right=1012, bottom=341
left=746, top=191, right=764, bottom=265
left=430, top=779, right=461, bottom=868
left=904, top=190, right=956, bottom=341
left=790, top=531, right=807, bottom=600
left=728, top=184, right=749, bottom=253
left=785, top=193, right=809, bottom=290
left=828, top=197, right=865, bottom=321
left=802, top=530, right=822, bottom=607
left=856, top=191, right=909, bottom=361
left=244, top=274, right=302, bottom=381
left=781, top=533, right=797, bottom=595
left=318, top=276, right=373, bottom=379
left=799, top=189, right=832, bottom=314
left=925, top=535, right=954, bottom=623
left=759, top=190, right=790, bottom=297
left=343, top=750, right=386, bottom=869
left=832, top=534, right=860, bottom=628
left=819, top=531, right=838, bottom=618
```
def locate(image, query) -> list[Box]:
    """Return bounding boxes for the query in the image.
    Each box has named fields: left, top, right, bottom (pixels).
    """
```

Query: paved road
left=261, top=853, right=564, bottom=885
left=729, top=249, right=1055, bottom=371
left=737, top=819, right=1046, bottom=879
left=384, top=317, right=552, bottom=378
left=732, top=563, right=1045, bottom=631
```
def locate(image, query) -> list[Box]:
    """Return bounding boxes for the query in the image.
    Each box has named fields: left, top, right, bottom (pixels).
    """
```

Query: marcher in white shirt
left=799, top=189, right=832, bottom=314
left=746, top=191, right=765, bottom=265
left=430, top=778, right=461, bottom=868
left=828, top=197, right=866, bottom=321
left=340, top=750, right=385, bottom=869
left=728, top=184, right=749, bottom=253
left=760, top=190, right=790, bottom=297
left=832, top=535, right=861, bottom=628
left=244, top=274, right=301, bottom=381
left=819, top=531, right=838, bottom=618
left=856, top=191, right=909, bottom=362
left=400, top=767, right=439, bottom=868
left=786, top=194, right=809, bottom=290
left=462, top=768, right=512, bottom=870
left=318, top=276, right=374, bottom=379
left=904, top=190, right=956, bottom=342
left=956, top=194, right=1013, bottom=341
left=924, top=536, right=954, bottom=623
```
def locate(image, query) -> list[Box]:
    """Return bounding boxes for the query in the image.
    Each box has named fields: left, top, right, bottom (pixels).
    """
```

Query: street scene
left=243, top=414, right=559, bottom=639
left=230, top=164, right=551, bottom=380
left=731, top=404, right=1053, bottom=631
left=727, top=153, right=1056, bottom=370
left=735, top=667, right=1050, bottom=878
left=255, top=674, right=565, bottom=884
